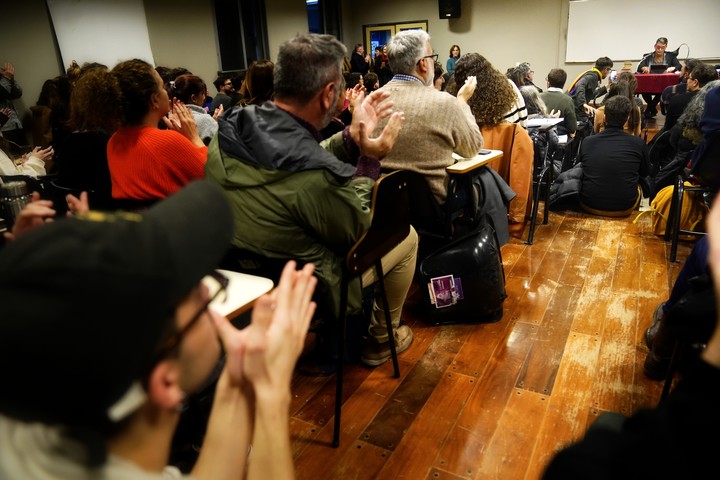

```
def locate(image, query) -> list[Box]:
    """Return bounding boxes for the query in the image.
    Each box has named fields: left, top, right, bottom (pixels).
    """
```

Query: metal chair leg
left=375, top=259, right=400, bottom=378
left=670, top=179, right=685, bottom=262
left=332, top=274, right=349, bottom=447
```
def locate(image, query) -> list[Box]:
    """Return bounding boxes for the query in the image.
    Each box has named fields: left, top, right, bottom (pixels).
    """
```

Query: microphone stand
left=638, top=52, right=653, bottom=73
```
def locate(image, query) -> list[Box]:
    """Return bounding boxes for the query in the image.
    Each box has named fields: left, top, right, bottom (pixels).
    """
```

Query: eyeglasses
left=154, top=271, right=229, bottom=359
left=417, top=53, right=439, bottom=65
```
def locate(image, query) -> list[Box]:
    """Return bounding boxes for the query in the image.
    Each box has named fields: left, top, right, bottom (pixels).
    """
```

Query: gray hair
left=680, top=79, right=720, bottom=137
left=274, top=34, right=346, bottom=104
left=387, top=30, right=431, bottom=75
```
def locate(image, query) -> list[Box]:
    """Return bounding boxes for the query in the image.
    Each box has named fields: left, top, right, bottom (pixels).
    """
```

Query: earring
left=175, top=391, right=188, bottom=413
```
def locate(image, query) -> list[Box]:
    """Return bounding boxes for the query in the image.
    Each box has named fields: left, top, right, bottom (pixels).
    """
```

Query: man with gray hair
left=206, top=33, right=418, bottom=367
left=373, top=29, right=483, bottom=206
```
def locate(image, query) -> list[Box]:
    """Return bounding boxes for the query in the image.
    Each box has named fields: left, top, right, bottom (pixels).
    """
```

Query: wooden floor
left=288, top=203, right=695, bottom=480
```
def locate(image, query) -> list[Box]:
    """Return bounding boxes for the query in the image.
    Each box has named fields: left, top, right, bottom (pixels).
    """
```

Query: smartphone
left=609, top=70, right=617, bottom=82
left=479, top=149, right=492, bottom=155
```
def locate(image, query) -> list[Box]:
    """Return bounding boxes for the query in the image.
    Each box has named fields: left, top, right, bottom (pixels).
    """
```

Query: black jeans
left=642, top=93, right=661, bottom=116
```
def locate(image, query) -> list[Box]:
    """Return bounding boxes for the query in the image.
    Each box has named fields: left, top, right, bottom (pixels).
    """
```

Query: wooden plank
left=375, top=372, right=477, bottom=480
left=592, top=293, right=637, bottom=414
left=558, top=228, right=598, bottom=287
left=517, top=284, right=580, bottom=395
left=641, top=235, right=668, bottom=265
left=453, top=322, right=536, bottom=434
left=547, top=220, right=578, bottom=253
left=526, top=333, right=601, bottom=478
left=449, top=318, right=510, bottom=378
left=500, top=242, right=526, bottom=272
left=326, top=441, right=392, bottom=480
left=571, top=256, right=615, bottom=335
left=425, top=468, right=471, bottom=480
left=612, top=233, right=642, bottom=291
left=471, top=389, right=549, bottom=479
left=361, top=327, right=467, bottom=450
left=292, top=357, right=415, bottom=478
left=593, top=219, right=625, bottom=260
left=508, top=242, right=547, bottom=278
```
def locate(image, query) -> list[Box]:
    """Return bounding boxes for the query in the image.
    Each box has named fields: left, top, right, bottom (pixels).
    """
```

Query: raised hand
left=211, top=261, right=316, bottom=394
left=66, top=191, right=89, bottom=216
left=163, top=98, right=204, bottom=147
left=349, top=90, right=394, bottom=144
left=457, top=75, right=478, bottom=104
left=1, top=63, right=15, bottom=80
left=357, top=111, right=405, bottom=159
left=4, top=192, right=54, bottom=241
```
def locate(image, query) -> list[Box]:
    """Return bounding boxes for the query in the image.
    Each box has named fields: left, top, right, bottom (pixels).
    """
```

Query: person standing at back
left=0, top=63, right=25, bottom=153
left=446, top=44, right=461, bottom=76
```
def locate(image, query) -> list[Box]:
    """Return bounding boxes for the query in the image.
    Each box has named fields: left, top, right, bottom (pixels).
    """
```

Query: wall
left=265, top=0, right=310, bottom=62
left=3, top=0, right=718, bottom=147
left=341, top=0, right=719, bottom=90
left=1, top=0, right=65, bottom=139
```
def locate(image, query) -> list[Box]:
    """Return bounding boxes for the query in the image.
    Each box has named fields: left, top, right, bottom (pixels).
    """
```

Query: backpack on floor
left=419, top=216, right=507, bottom=325
left=633, top=182, right=708, bottom=238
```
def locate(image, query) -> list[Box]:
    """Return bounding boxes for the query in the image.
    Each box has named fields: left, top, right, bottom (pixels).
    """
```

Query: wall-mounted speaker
left=439, top=0, right=461, bottom=19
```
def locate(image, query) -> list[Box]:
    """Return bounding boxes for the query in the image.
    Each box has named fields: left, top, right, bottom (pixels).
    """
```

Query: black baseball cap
left=0, top=180, right=233, bottom=429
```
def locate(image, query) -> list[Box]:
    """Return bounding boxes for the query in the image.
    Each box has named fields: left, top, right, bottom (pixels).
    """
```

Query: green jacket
left=205, top=103, right=373, bottom=317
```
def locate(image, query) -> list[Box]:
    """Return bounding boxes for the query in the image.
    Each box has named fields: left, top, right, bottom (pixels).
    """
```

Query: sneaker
left=361, top=325, right=413, bottom=367
left=644, top=303, right=666, bottom=349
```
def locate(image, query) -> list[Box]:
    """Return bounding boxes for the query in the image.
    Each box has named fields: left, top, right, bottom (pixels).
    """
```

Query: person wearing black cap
left=0, top=180, right=317, bottom=479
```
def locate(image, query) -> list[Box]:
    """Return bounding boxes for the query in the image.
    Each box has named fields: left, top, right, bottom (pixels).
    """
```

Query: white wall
left=3, top=0, right=718, bottom=147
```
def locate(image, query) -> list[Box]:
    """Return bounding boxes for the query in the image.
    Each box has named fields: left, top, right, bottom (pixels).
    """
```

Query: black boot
left=643, top=315, right=675, bottom=381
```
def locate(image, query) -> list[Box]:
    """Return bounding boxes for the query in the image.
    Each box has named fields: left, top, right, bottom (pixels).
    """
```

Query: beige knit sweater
left=375, top=79, right=483, bottom=203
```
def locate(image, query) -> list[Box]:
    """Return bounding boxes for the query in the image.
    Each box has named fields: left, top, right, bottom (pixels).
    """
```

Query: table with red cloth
left=634, top=73, right=681, bottom=94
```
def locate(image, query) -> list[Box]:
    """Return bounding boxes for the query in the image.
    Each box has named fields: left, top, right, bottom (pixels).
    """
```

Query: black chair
left=403, top=167, right=480, bottom=261
left=664, top=132, right=720, bottom=262
left=526, top=125, right=561, bottom=245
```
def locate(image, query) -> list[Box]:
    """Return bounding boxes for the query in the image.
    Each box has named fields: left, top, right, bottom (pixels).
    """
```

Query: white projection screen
left=566, top=0, right=720, bottom=63
left=46, top=0, right=155, bottom=69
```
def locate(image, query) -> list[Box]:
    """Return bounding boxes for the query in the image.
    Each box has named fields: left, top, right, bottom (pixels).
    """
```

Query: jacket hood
left=215, top=103, right=356, bottom=186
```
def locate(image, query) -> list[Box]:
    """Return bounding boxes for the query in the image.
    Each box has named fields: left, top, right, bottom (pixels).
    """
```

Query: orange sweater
left=107, top=126, right=207, bottom=199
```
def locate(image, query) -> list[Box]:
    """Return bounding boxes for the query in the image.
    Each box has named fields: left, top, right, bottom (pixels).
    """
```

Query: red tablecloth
left=634, top=73, right=681, bottom=94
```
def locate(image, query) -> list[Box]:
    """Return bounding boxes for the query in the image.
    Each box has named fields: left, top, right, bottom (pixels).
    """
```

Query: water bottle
left=0, top=181, right=32, bottom=231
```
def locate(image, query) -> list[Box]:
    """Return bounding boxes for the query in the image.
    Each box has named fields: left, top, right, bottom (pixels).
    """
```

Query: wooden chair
left=221, top=171, right=413, bottom=447
left=333, top=169, right=414, bottom=446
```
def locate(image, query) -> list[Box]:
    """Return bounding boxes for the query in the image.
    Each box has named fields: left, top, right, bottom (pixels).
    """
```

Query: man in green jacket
left=205, top=33, right=416, bottom=367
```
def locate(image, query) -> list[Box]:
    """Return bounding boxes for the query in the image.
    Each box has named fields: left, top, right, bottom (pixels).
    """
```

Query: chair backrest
left=346, top=170, right=412, bottom=275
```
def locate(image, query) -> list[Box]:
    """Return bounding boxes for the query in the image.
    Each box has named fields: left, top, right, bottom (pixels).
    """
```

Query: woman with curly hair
left=448, top=52, right=526, bottom=128
left=53, top=66, right=118, bottom=209
left=96, top=59, right=206, bottom=200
